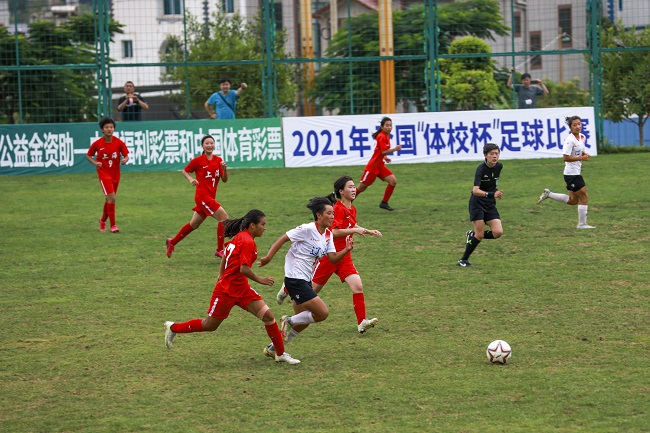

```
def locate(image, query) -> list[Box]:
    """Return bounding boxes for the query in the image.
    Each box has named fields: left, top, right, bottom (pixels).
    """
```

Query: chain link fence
left=1, top=0, right=649, bottom=145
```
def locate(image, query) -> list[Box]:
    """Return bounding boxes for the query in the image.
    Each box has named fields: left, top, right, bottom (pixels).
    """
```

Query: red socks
left=217, top=222, right=225, bottom=251
left=265, top=323, right=285, bottom=355
left=101, top=202, right=108, bottom=222
left=352, top=293, right=366, bottom=325
left=171, top=223, right=194, bottom=245
left=106, top=203, right=116, bottom=226
left=170, top=319, right=204, bottom=333
left=382, top=184, right=395, bottom=203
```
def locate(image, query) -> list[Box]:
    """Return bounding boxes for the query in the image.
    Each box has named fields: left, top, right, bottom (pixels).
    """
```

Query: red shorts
left=99, top=177, right=119, bottom=195
left=193, top=197, right=222, bottom=219
left=359, top=166, right=393, bottom=187
left=312, top=253, right=358, bottom=286
left=206, top=284, right=263, bottom=319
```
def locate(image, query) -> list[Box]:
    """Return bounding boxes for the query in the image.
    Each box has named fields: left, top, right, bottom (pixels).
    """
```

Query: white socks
left=578, top=205, right=588, bottom=226
left=549, top=191, right=570, bottom=204
left=289, top=311, right=315, bottom=326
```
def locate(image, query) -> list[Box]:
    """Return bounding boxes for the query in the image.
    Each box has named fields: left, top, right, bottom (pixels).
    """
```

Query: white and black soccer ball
left=486, top=340, right=512, bottom=364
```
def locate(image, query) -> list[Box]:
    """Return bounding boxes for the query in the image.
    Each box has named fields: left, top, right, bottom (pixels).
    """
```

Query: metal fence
left=1, top=0, right=649, bottom=145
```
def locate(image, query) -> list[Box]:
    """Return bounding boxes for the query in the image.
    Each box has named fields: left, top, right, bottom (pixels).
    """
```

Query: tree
left=310, top=0, right=509, bottom=114
left=0, top=15, right=123, bottom=124
left=439, top=36, right=499, bottom=111
left=160, top=10, right=297, bottom=119
left=601, top=22, right=650, bottom=146
left=537, top=77, right=589, bottom=109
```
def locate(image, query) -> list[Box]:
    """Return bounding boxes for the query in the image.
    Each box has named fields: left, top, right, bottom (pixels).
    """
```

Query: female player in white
left=537, top=115, right=595, bottom=229
left=258, top=196, right=353, bottom=359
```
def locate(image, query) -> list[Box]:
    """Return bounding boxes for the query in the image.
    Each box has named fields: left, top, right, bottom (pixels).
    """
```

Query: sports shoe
left=379, top=201, right=394, bottom=211
left=276, top=285, right=289, bottom=305
left=263, top=344, right=276, bottom=358
left=280, top=315, right=292, bottom=340
left=358, top=317, right=379, bottom=334
left=165, top=238, right=175, bottom=258
left=110, top=225, right=119, bottom=233
left=99, top=219, right=106, bottom=232
left=164, top=321, right=176, bottom=349
left=576, top=224, right=596, bottom=229
left=275, top=352, right=301, bottom=365
left=465, top=230, right=475, bottom=244
left=537, top=188, right=550, bottom=204
left=457, top=259, right=472, bottom=267
left=215, top=249, right=224, bottom=258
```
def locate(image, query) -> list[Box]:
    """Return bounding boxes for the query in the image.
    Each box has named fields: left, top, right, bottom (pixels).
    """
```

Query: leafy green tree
left=601, top=22, right=650, bottom=146
left=0, top=16, right=123, bottom=124
left=439, top=36, right=499, bottom=111
left=311, top=0, right=509, bottom=114
left=537, top=77, right=589, bottom=108
left=160, top=10, right=297, bottom=118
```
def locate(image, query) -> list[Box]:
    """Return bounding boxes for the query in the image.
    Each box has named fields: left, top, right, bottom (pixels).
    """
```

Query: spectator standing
left=205, top=78, right=247, bottom=120
left=507, top=67, right=549, bottom=109
left=117, top=81, right=149, bottom=121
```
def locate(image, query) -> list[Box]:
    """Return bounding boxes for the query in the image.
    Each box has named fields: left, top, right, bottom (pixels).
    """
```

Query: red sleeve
left=377, top=132, right=390, bottom=152
left=118, top=138, right=129, bottom=156
left=185, top=156, right=198, bottom=173
left=332, top=202, right=346, bottom=230
left=87, top=139, right=99, bottom=157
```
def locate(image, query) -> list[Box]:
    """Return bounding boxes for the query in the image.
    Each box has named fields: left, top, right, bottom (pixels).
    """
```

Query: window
left=513, top=12, right=521, bottom=38
left=122, top=40, right=133, bottom=58
left=222, top=0, right=234, bottom=14
left=530, top=32, right=542, bottom=69
left=558, top=5, right=572, bottom=48
left=164, top=0, right=182, bottom=15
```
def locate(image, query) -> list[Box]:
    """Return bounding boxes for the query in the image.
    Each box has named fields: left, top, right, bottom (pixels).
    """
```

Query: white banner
left=282, top=107, right=596, bottom=167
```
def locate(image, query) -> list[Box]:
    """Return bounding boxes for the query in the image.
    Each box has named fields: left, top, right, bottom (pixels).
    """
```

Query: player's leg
left=356, top=170, right=376, bottom=196
left=379, top=172, right=397, bottom=211
left=459, top=216, right=485, bottom=266
left=212, top=206, right=229, bottom=257
left=484, top=218, right=503, bottom=239
left=166, top=211, right=205, bottom=257
left=574, top=185, right=594, bottom=228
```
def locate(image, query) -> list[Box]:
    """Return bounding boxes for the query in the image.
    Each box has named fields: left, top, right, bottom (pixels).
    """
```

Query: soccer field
left=0, top=154, right=648, bottom=432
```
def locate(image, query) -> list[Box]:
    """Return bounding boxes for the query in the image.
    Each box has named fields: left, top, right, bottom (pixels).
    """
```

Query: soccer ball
left=486, top=340, right=512, bottom=364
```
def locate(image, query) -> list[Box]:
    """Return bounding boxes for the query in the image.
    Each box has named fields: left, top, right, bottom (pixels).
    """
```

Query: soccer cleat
left=164, top=321, right=176, bottom=349
left=576, top=224, right=596, bottom=229
left=165, top=238, right=175, bottom=258
left=280, top=315, right=292, bottom=340
left=379, top=201, right=394, bottom=211
left=110, top=225, right=120, bottom=233
left=358, top=317, right=379, bottom=334
left=537, top=188, right=550, bottom=204
left=215, top=249, right=224, bottom=258
left=275, top=352, right=301, bottom=365
left=276, top=285, right=289, bottom=305
left=263, top=344, right=276, bottom=359
left=457, top=259, right=472, bottom=267
left=99, top=219, right=106, bottom=232
left=465, top=230, right=475, bottom=244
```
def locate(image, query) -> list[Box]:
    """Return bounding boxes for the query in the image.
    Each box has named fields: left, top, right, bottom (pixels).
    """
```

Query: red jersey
left=185, top=154, right=223, bottom=203
left=365, top=131, right=390, bottom=174
left=215, top=230, right=257, bottom=296
left=332, top=200, right=357, bottom=251
left=87, top=137, right=128, bottom=181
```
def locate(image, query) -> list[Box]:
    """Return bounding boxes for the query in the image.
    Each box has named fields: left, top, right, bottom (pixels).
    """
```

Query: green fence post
left=587, top=0, right=604, bottom=146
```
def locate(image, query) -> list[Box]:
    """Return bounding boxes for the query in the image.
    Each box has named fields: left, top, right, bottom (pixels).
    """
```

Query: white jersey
left=562, top=132, right=586, bottom=176
left=284, top=222, right=336, bottom=281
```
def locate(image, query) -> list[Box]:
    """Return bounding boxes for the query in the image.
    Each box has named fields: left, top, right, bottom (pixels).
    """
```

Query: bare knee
left=201, top=317, right=220, bottom=332
left=492, top=229, right=503, bottom=239
left=312, top=308, right=329, bottom=322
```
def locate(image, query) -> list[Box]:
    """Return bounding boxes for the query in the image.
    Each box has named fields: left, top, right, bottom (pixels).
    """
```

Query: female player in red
left=86, top=117, right=129, bottom=233
left=164, top=209, right=300, bottom=365
left=355, top=116, right=402, bottom=211
left=166, top=134, right=229, bottom=258
left=276, top=176, right=382, bottom=334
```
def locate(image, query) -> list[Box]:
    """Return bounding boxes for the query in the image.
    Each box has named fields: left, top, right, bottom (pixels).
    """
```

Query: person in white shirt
left=536, top=115, right=595, bottom=229
left=258, top=196, right=353, bottom=359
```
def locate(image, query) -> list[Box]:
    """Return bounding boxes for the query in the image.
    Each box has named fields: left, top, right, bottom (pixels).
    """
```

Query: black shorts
left=564, top=175, right=586, bottom=192
left=284, top=277, right=318, bottom=305
left=468, top=195, right=500, bottom=222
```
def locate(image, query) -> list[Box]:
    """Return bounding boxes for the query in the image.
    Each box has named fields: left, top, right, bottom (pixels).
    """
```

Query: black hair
left=219, top=77, right=231, bottom=84
left=200, top=134, right=213, bottom=154
left=223, top=209, right=266, bottom=238
left=483, top=143, right=499, bottom=156
left=326, top=175, right=354, bottom=203
left=306, top=196, right=333, bottom=221
left=372, top=116, right=392, bottom=139
left=99, top=117, right=115, bottom=129
left=124, top=81, right=134, bottom=86
left=521, top=73, right=531, bottom=80
left=565, top=115, right=581, bottom=127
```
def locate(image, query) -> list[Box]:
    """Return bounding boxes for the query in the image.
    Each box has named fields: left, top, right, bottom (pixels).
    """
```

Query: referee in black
left=458, top=143, right=504, bottom=267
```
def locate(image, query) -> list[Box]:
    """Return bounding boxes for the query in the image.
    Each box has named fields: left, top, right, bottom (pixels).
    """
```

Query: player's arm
left=86, top=152, right=101, bottom=168
left=220, top=161, right=229, bottom=183
left=240, top=264, right=274, bottom=286
left=563, top=153, right=589, bottom=162
left=182, top=169, right=198, bottom=186
left=258, top=234, right=290, bottom=267
left=327, top=237, right=353, bottom=264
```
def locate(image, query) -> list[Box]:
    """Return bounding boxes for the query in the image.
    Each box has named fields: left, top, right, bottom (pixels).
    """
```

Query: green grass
left=1, top=154, right=648, bottom=432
